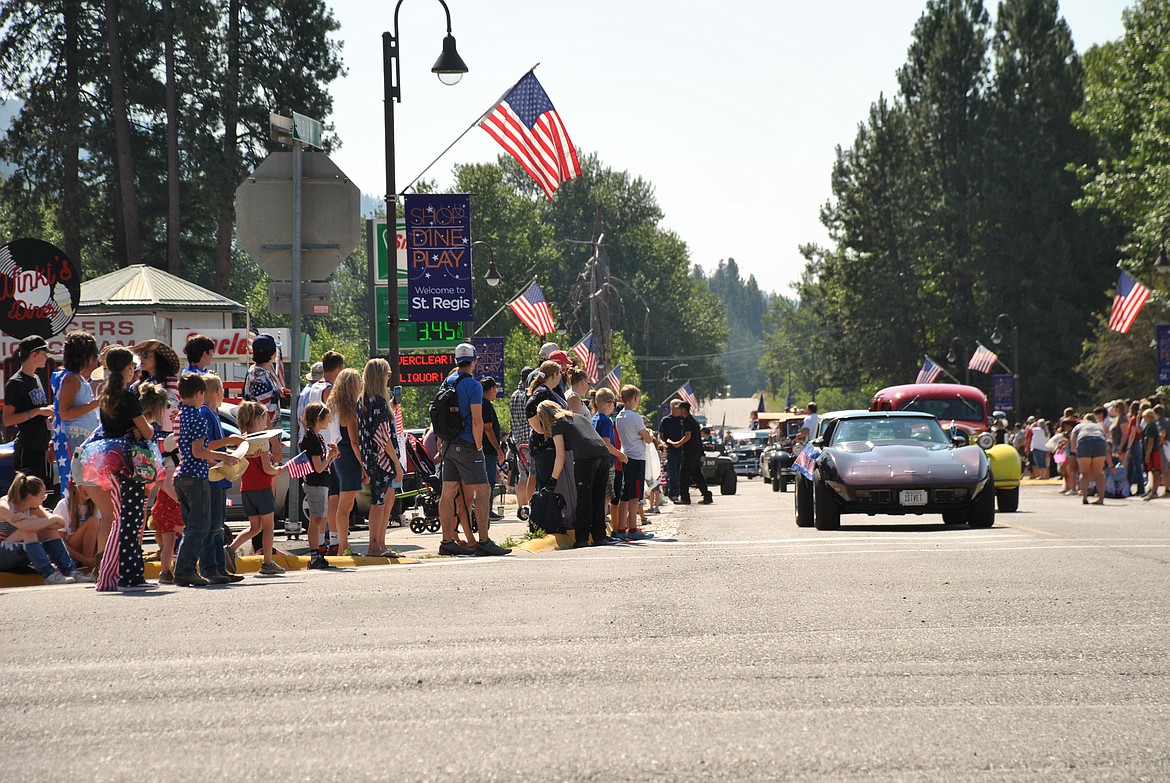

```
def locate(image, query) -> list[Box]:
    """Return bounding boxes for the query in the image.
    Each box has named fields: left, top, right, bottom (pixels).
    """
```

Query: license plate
left=899, top=490, right=928, bottom=506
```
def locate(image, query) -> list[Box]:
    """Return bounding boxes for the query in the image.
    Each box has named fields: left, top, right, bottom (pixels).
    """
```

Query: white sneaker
left=69, top=571, right=94, bottom=583
left=43, top=572, right=71, bottom=585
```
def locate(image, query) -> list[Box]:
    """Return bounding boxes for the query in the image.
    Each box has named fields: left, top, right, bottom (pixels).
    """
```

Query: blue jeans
left=201, top=485, right=228, bottom=576
left=18, top=538, right=75, bottom=578
left=1128, top=440, right=1146, bottom=495
left=174, top=476, right=211, bottom=575
left=665, top=449, right=682, bottom=498
left=484, top=451, right=499, bottom=494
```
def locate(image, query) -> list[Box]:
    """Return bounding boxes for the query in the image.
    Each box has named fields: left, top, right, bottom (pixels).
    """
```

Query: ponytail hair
left=7, top=472, right=45, bottom=505
left=99, top=346, right=135, bottom=417
left=137, top=381, right=167, bottom=425
left=303, top=401, right=329, bottom=432
left=527, top=360, right=563, bottom=396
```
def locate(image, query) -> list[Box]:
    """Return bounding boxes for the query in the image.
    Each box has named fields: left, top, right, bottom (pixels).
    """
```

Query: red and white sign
left=171, top=328, right=254, bottom=360
left=0, top=316, right=159, bottom=363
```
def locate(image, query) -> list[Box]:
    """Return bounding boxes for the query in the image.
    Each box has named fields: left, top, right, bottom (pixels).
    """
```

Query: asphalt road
left=3, top=479, right=1168, bottom=782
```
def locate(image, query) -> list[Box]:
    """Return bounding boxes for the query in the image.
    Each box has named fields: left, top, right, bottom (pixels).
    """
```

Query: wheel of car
left=778, top=476, right=788, bottom=493
left=813, top=476, right=841, bottom=530
left=996, top=486, right=1019, bottom=513
left=967, top=481, right=996, bottom=529
left=794, top=476, right=813, bottom=527
left=720, top=469, right=737, bottom=495
left=941, top=510, right=967, bottom=525
left=772, top=476, right=780, bottom=492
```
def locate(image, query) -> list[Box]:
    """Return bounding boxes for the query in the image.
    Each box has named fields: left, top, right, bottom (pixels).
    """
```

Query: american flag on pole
left=572, top=332, right=599, bottom=384
left=479, top=71, right=581, bottom=200
left=604, top=363, right=621, bottom=392
left=1109, top=270, right=1151, bottom=333
left=677, top=382, right=698, bottom=409
left=509, top=281, right=556, bottom=336
left=916, top=356, right=943, bottom=384
left=285, top=452, right=315, bottom=480
left=968, top=343, right=998, bottom=375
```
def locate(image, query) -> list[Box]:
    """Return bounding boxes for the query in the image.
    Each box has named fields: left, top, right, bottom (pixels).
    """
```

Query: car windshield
left=732, top=431, right=770, bottom=444
left=831, top=417, right=951, bottom=447
left=897, top=396, right=983, bottom=422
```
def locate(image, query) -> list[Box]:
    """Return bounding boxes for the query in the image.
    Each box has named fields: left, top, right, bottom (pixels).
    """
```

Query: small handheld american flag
left=284, top=451, right=315, bottom=480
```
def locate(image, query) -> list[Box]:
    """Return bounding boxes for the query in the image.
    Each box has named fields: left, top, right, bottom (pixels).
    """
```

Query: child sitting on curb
left=1, top=473, right=91, bottom=584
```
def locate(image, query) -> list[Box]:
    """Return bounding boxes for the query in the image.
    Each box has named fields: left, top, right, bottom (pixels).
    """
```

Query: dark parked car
left=758, top=415, right=805, bottom=492
left=727, top=430, right=771, bottom=479
left=793, top=410, right=995, bottom=531
left=700, top=443, right=738, bottom=495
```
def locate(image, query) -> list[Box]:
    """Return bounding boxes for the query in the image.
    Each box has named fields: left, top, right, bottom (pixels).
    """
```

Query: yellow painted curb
left=512, top=532, right=576, bottom=553
left=1020, top=478, right=1063, bottom=486
left=0, top=573, right=45, bottom=588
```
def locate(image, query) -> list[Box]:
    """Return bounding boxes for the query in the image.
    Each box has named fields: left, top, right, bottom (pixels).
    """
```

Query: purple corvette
left=793, top=411, right=995, bottom=530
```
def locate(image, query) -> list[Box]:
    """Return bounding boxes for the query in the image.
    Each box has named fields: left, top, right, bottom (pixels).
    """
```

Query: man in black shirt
left=657, top=399, right=687, bottom=502
left=677, top=401, right=713, bottom=505
left=3, top=335, right=55, bottom=487
left=481, top=377, right=504, bottom=521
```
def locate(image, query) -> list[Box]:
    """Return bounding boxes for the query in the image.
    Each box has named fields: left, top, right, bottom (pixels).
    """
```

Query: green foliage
left=794, top=0, right=1118, bottom=416
left=700, top=259, right=767, bottom=395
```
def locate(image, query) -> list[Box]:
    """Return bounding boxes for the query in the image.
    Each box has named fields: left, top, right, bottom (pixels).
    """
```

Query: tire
left=813, top=476, right=841, bottom=530
left=772, top=476, right=780, bottom=492
left=720, top=469, right=737, bottom=495
left=942, top=510, right=967, bottom=525
left=794, top=476, right=813, bottom=527
left=967, top=481, right=996, bottom=529
left=997, top=486, right=1019, bottom=513
left=779, top=476, right=788, bottom=493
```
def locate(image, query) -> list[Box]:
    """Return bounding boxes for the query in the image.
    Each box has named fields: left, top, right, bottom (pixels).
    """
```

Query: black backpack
left=429, top=373, right=472, bottom=442
left=528, top=487, right=567, bottom=534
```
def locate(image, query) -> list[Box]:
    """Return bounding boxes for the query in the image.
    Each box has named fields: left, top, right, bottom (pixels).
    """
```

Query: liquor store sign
left=398, top=350, right=455, bottom=387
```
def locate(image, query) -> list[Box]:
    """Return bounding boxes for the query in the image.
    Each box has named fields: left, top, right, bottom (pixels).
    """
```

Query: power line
left=635, top=342, right=763, bottom=361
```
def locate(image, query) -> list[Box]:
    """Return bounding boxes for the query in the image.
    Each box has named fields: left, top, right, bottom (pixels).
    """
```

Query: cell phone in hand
left=392, top=385, right=402, bottom=404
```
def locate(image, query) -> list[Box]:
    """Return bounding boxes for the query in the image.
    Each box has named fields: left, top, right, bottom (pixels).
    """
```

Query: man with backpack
left=431, top=343, right=510, bottom=557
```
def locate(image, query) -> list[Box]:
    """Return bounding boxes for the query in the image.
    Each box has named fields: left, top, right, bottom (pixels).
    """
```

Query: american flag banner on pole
left=604, top=363, right=621, bottom=391
left=479, top=71, right=582, bottom=200
left=1109, top=270, right=1151, bottom=334
left=572, top=332, right=599, bottom=384
left=285, top=452, right=315, bottom=480
left=509, top=281, right=556, bottom=336
left=677, top=382, right=699, bottom=410
left=968, top=343, right=999, bottom=375
left=916, top=356, right=943, bottom=384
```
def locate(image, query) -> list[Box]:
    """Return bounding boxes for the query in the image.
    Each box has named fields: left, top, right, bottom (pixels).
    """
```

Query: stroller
left=393, top=433, right=443, bottom=534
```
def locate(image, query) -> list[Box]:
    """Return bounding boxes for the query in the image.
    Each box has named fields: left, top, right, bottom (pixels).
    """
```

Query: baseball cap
left=306, top=361, right=324, bottom=382
left=252, top=334, right=277, bottom=354
left=670, top=398, right=684, bottom=408
left=17, top=335, right=49, bottom=358
left=518, top=365, right=535, bottom=387
left=539, top=342, right=560, bottom=359
left=548, top=349, right=571, bottom=366
left=678, top=400, right=692, bottom=409
left=480, top=376, right=497, bottom=390
left=1027, top=415, right=1036, bottom=423
left=454, top=342, right=477, bottom=364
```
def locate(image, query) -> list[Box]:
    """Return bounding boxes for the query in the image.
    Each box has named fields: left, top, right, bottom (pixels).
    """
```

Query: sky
left=324, top=0, right=1130, bottom=297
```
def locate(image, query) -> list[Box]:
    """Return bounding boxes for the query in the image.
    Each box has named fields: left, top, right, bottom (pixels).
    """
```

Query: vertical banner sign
left=404, top=193, right=473, bottom=322
left=472, top=337, right=505, bottom=388
left=991, top=373, right=1015, bottom=413
left=1157, top=324, right=1170, bottom=384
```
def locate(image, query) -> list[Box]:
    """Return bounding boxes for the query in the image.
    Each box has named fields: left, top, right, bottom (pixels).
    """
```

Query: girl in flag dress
left=226, top=401, right=288, bottom=575
left=358, top=358, right=406, bottom=558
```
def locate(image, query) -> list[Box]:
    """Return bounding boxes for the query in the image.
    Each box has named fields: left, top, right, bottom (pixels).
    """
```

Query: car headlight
left=976, top=432, right=995, bottom=450
left=728, top=454, right=738, bottom=463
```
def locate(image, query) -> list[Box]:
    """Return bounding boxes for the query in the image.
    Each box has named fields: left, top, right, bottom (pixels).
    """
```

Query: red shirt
left=241, top=454, right=273, bottom=492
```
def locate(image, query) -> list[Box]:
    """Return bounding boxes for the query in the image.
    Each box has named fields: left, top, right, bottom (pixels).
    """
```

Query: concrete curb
left=512, top=502, right=676, bottom=554
left=0, top=552, right=418, bottom=589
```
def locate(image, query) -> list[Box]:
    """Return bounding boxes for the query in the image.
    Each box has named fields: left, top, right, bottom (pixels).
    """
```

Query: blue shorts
left=242, top=489, right=275, bottom=517
left=1031, top=450, right=1047, bottom=470
left=620, top=458, right=645, bottom=502
left=1077, top=437, right=1107, bottom=459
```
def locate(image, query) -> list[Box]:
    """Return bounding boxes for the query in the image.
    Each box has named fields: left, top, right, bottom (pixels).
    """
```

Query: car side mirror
left=811, top=437, right=825, bottom=448
left=951, top=435, right=969, bottom=448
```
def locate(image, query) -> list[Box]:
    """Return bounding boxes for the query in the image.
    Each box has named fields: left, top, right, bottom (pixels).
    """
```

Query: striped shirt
left=509, top=386, right=531, bottom=444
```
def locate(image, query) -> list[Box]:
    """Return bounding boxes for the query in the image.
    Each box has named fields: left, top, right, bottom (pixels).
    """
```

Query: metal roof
left=79, top=264, right=246, bottom=313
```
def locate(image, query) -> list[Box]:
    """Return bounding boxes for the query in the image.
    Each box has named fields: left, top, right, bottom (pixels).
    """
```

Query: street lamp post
left=946, top=337, right=970, bottom=385
left=383, top=0, right=468, bottom=385
left=472, top=240, right=500, bottom=287
left=991, top=313, right=1020, bottom=420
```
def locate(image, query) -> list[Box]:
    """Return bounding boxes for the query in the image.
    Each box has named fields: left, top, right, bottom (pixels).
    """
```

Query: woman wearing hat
left=3, top=335, right=55, bottom=487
